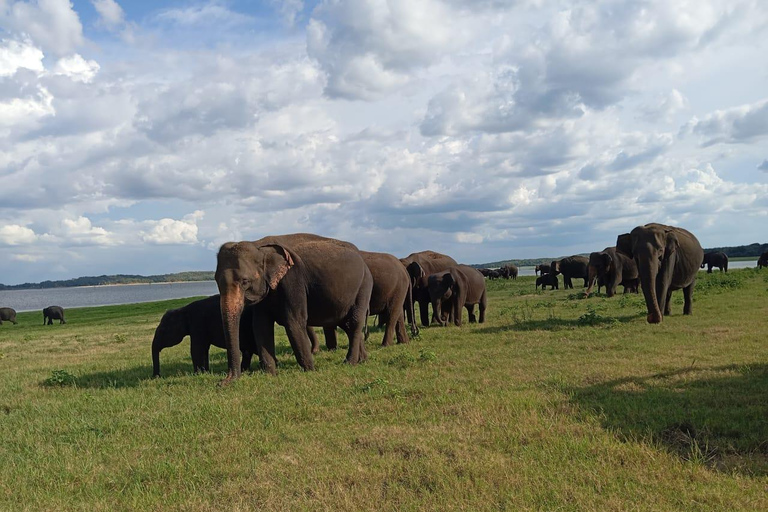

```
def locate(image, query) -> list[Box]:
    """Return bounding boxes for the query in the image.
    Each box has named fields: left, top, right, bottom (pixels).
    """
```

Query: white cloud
left=52, top=54, right=99, bottom=82
left=141, top=211, right=204, bottom=245
left=0, top=224, right=38, bottom=245
left=91, top=0, right=124, bottom=29
left=682, top=99, right=768, bottom=145
left=1, top=0, right=84, bottom=56
left=154, top=1, right=252, bottom=27
left=0, top=38, right=44, bottom=77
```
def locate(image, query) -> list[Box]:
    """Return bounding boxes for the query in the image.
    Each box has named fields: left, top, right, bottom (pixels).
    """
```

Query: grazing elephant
left=43, top=306, right=66, bottom=325
left=501, top=264, right=518, bottom=280
left=550, top=256, right=589, bottom=289
left=360, top=251, right=418, bottom=346
left=701, top=252, right=728, bottom=273
left=617, top=223, right=703, bottom=324
left=216, top=233, right=373, bottom=382
left=758, top=251, right=768, bottom=269
left=478, top=268, right=492, bottom=277
left=427, top=265, right=487, bottom=326
left=0, top=307, right=17, bottom=325
left=536, top=273, right=559, bottom=290
left=152, top=295, right=258, bottom=377
left=584, top=247, right=639, bottom=297
left=535, top=264, right=551, bottom=275
left=400, top=250, right=458, bottom=327
left=487, top=270, right=501, bottom=280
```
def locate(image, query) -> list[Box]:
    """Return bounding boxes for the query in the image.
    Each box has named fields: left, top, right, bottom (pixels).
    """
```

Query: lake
left=0, top=281, right=219, bottom=312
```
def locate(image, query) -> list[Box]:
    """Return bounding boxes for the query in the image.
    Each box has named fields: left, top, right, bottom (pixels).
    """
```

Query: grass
left=1, top=270, right=766, bottom=511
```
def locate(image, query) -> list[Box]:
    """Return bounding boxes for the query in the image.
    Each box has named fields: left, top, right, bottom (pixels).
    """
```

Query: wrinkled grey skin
left=0, top=307, right=17, bottom=325
left=584, top=247, right=639, bottom=297
left=701, top=252, right=728, bottom=273
left=617, top=223, right=703, bottom=324
left=361, top=251, right=418, bottom=346
left=759, top=251, right=768, bottom=269
left=550, top=256, right=589, bottom=289
left=536, top=274, right=559, bottom=290
left=216, top=233, right=373, bottom=383
left=535, top=264, right=551, bottom=276
left=427, top=265, right=487, bottom=327
left=400, top=251, right=458, bottom=327
left=43, top=306, right=66, bottom=325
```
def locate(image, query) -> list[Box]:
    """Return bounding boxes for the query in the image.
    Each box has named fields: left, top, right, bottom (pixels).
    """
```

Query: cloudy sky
left=0, top=0, right=766, bottom=284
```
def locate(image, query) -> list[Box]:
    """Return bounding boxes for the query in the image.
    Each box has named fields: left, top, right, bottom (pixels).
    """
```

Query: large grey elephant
left=362, top=251, right=418, bottom=346
left=550, top=256, right=589, bottom=289
left=584, top=247, right=639, bottom=297
left=426, top=265, right=487, bottom=327
left=0, top=307, right=17, bottom=325
left=215, top=233, right=373, bottom=383
left=759, top=251, right=768, bottom=269
left=701, top=252, right=728, bottom=273
left=400, top=250, right=458, bottom=327
left=500, top=264, right=518, bottom=280
left=617, top=223, right=703, bottom=324
left=43, top=306, right=66, bottom=325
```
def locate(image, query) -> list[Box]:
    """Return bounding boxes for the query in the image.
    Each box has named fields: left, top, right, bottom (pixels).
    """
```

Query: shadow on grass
left=476, top=313, right=643, bottom=333
left=571, top=364, right=768, bottom=476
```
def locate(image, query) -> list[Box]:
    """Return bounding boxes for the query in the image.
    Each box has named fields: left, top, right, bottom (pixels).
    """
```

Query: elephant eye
left=240, top=277, right=250, bottom=287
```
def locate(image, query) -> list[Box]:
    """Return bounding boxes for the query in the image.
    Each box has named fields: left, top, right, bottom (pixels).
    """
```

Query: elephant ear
left=601, top=252, right=612, bottom=271
left=407, top=262, right=425, bottom=281
left=664, top=231, right=679, bottom=257
left=616, top=233, right=633, bottom=258
left=262, top=244, right=295, bottom=290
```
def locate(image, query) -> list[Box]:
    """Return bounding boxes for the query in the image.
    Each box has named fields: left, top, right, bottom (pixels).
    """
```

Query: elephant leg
left=343, top=320, right=368, bottom=365
left=683, top=282, right=695, bottom=315
left=190, top=339, right=210, bottom=373
left=381, top=308, right=398, bottom=347
left=394, top=310, right=409, bottom=344
left=252, top=313, right=277, bottom=375
left=466, top=304, right=477, bottom=323
left=377, top=311, right=389, bottom=328
left=478, top=290, right=487, bottom=323
left=241, top=350, right=254, bottom=372
left=664, top=289, right=673, bottom=316
left=323, top=326, right=338, bottom=350
left=307, top=327, right=320, bottom=354
left=418, top=298, right=430, bottom=327
left=284, top=319, right=315, bottom=371
left=47, top=318, right=52, bottom=325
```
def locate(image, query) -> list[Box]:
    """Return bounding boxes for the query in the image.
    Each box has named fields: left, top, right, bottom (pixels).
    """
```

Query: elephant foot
left=647, top=312, right=663, bottom=324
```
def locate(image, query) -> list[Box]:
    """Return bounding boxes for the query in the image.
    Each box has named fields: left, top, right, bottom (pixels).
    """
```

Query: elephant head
left=215, top=242, right=294, bottom=383
left=617, top=227, right=679, bottom=324
left=585, top=251, right=613, bottom=297
left=550, top=260, right=561, bottom=274
left=405, top=261, right=425, bottom=286
left=151, top=308, right=189, bottom=377
left=427, top=271, right=455, bottom=326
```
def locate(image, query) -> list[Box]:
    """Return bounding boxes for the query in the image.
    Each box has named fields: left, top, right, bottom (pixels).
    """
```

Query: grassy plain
left=0, top=269, right=766, bottom=511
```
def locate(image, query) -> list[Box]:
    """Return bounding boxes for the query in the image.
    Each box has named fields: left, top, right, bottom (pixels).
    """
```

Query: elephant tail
left=364, top=307, right=370, bottom=341
left=408, top=280, right=420, bottom=337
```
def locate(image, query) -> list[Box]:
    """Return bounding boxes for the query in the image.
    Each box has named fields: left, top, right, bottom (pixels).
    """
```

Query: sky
left=0, top=0, right=767, bottom=284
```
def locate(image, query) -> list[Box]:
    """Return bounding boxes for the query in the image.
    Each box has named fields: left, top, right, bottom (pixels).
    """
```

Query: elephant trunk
left=638, top=259, right=662, bottom=324
left=220, top=287, right=245, bottom=383
left=584, top=266, right=598, bottom=296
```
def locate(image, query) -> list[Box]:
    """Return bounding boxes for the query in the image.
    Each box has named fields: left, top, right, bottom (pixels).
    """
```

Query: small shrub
left=43, top=369, right=77, bottom=387
left=113, top=333, right=127, bottom=344
left=419, top=349, right=437, bottom=363
left=577, top=306, right=619, bottom=327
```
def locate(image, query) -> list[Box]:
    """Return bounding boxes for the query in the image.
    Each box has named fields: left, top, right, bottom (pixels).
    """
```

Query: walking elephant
left=584, top=247, right=639, bottom=297
left=536, top=273, right=559, bottom=290
left=617, top=223, right=703, bottom=324
left=0, top=307, right=17, bottom=325
left=400, top=250, right=458, bottom=327
left=550, top=256, right=589, bottom=289
left=701, top=252, right=728, bottom=273
left=535, top=264, right=551, bottom=275
left=216, top=233, right=373, bottom=382
left=427, top=265, right=487, bottom=327
left=43, top=306, right=66, bottom=325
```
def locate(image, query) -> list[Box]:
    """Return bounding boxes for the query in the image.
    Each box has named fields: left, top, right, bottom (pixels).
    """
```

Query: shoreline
left=0, top=280, right=216, bottom=292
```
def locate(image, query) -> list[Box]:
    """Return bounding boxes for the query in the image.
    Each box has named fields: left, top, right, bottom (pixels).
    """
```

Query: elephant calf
left=43, top=306, right=66, bottom=325
left=427, top=265, right=487, bottom=327
left=585, top=247, right=639, bottom=297
left=536, top=274, right=559, bottom=290
left=0, top=307, right=17, bottom=325
left=701, top=251, right=728, bottom=273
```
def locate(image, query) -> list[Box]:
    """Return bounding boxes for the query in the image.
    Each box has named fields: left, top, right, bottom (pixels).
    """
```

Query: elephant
left=501, top=264, right=518, bottom=280
left=701, top=252, right=728, bottom=273
left=535, top=273, right=559, bottom=290
left=478, top=268, right=492, bottom=277
left=759, top=251, right=768, bottom=269
left=427, top=265, right=487, bottom=326
left=360, top=251, right=418, bottom=346
left=550, top=256, right=589, bottom=289
left=487, top=270, right=501, bottom=280
left=400, top=250, right=458, bottom=327
left=43, top=306, right=66, bottom=325
left=215, top=233, right=373, bottom=382
left=617, top=223, right=703, bottom=324
left=0, top=307, right=17, bottom=325
left=584, top=247, right=639, bottom=297
left=535, top=264, right=551, bottom=275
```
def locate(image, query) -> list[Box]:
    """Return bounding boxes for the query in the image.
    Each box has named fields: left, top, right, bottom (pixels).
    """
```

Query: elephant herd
left=0, top=306, right=66, bottom=325
left=478, top=265, right=518, bottom=280
left=154, top=234, right=487, bottom=383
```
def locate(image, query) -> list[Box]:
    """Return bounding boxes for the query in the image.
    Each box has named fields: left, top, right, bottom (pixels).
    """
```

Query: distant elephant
left=617, top=223, right=703, bottom=324
left=360, top=251, right=418, bottom=346
left=0, top=307, right=17, bottom=325
left=584, top=247, right=639, bottom=297
left=536, top=273, right=559, bottom=290
left=550, top=256, right=589, bottom=289
left=701, top=252, right=728, bottom=273
left=427, top=265, right=487, bottom=326
left=535, top=264, right=551, bottom=275
left=501, top=264, right=518, bottom=280
left=478, top=268, right=493, bottom=277
left=487, top=270, right=501, bottom=280
left=400, top=250, right=458, bottom=327
left=216, top=233, right=373, bottom=382
left=759, top=251, right=768, bottom=269
left=43, top=306, right=66, bottom=325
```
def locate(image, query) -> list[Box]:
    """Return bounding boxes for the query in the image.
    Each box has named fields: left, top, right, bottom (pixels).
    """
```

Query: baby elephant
left=427, top=265, right=487, bottom=326
left=0, top=307, right=18, bottom=325
left=43, top=306, right=66, bottom=325
left=536, top=273, right=559, bottom=290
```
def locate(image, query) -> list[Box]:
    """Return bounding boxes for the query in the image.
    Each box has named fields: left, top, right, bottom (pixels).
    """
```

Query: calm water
left=0, top=281, right=219, bottom=312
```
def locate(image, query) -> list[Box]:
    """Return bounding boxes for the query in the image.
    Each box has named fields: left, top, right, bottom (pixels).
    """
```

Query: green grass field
left=1, top=269, right=766, bottom=511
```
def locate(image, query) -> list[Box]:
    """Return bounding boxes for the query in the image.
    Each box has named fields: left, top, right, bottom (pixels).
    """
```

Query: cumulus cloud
left=51, top=54, right=100, bottom=82
left=0, top=224, right=38, bottom=245
left=682, top=99, right=768, bottom=146
left=91, top=0, right=124, bottom=29
left=141, top=211, right=204, bottom=245
left=0, top=0, right=84, bottom=56
left=0, top=38, right=44, bottom=77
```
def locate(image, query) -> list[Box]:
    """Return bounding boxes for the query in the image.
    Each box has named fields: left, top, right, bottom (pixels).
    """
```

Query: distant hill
left=0, top=271, right=215, bottom=290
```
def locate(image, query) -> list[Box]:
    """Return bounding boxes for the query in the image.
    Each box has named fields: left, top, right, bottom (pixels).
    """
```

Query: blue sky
left=1, top=0, right=767, bottom=284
